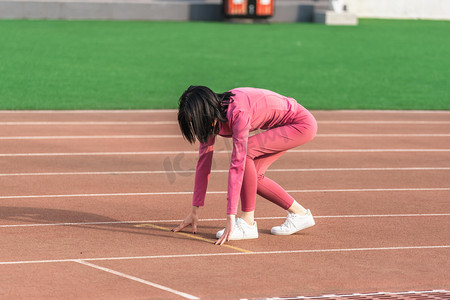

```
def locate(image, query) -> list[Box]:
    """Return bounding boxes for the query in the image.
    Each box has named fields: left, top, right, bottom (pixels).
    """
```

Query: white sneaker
left=216, top=218, right=259, bottom=240
left=271, top=209, right=315, bottom=235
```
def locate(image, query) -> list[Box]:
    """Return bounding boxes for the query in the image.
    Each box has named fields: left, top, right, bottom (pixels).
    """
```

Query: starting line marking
left=1, top=214, right=449, bottom=229
left=1, top=245, right=449, bottom=266
left=74, top=259, right=199, bottom=299
left=135, top=223, right=253, bottom=253
left=1, top=188, right=449, bottom=200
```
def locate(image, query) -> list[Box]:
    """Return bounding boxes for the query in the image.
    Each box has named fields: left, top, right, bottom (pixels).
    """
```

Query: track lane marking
left=0, top=121, right=178, bottom=125
left=1, top=188, right=449, bottom=199
left=2, top=120, right=450, bottom=125
left=1, top=214, right=450, bottom=229
left=74, top=260, right=199, bottom=299
left=1, top=109, right=449, bottom=113
left=135, top=223, right=252, bottom=253
left=240, top=289, right=450, bottom=300
left=0, top=109, right=178, bottom=113
left=1, top=245, right=449, bottom=265
left=1, top=167, right=450, bottom=177
left=1, top=149, right=450, bottom=157
left=1, top=133, right=450, bottom=140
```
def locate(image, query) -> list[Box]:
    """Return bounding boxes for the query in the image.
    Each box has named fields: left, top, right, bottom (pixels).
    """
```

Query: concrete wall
left=342, top=0, right=450, bottom=20
left=1, top=0, right=449, bottom=21
left=0, top=0, right=328, bottom=22
left=0, top=0, right=219, bottom=21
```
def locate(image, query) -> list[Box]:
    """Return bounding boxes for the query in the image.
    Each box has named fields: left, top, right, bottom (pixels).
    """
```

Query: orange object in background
left=224, top=0, right=273, bottom=18
left=256, top=0, right=273, bottom=16
left=225, top=0, right=248, bottom=16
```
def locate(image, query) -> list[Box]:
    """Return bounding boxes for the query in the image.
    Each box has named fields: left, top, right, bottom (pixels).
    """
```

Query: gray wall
left=0, top=0, right=330, bottom=22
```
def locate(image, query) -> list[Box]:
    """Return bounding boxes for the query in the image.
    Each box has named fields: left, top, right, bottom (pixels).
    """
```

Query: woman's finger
left=215, top=235, right=224, bottom=245
left=220, top=232, right=230, bottom=245
left=214, top=232, right=223, bottom=245
left=215, top=229, right=228, bottom=245
left=192, top=221, right=198, bottom=234
left=172, top=221, right=188, bottom=233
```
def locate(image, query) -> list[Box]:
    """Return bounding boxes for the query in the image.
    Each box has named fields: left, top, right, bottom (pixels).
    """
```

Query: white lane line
left=1, top=149, right=450, bottom=157
left=2, top=121, right=450, bottom=125
left=1, top=134, right=450, bottom=140
left=326, top=110, right=450, bottom=113
left=0, top=121, right=177, bottom=125
left=74, top=260, right=199, bottom=300
left=1, top=245, right=449, bottom=265
left=1, top=167, right=449, bottom=177
left=0, top=188, right=449, bottom=200
left=0, top=151, right=197, bottom=157
left=318, top=134, right=450, bottom=137
left=319, top=121, right=450, bottom=124
left=0, top=135, right=180, bottom=140
left=1, top=214, right=449, bottom=229
left=1, top=109, right=449, bottom=113
left=0, top=110, right=177, bottom=113
left=318, top=110, right=450, bottom=114
left=245, top=290, right=450, bottom=300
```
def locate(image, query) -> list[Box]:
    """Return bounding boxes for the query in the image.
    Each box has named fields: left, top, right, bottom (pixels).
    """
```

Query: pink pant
left=240, top=110, right=317, bottom=212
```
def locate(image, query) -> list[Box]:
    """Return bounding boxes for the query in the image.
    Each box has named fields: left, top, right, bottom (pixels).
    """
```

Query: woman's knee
left=257, top=173, right=265, bottom=182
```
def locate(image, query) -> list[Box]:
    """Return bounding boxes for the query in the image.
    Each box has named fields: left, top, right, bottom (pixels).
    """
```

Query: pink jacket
left=192, top=87, right=304, bottom=215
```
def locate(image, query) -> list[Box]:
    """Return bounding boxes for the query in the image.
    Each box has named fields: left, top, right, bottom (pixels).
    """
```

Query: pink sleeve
left=192, top=135, right=215, bottom=207
left=227, top=110, right=251, bottom=215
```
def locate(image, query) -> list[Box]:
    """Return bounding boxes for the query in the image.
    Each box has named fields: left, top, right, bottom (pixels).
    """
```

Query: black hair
left=178, top=85, right=234, bottom=144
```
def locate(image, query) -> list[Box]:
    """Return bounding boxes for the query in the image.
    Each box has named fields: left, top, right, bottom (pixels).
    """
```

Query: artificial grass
left=0, top=19, right=449, bottom=110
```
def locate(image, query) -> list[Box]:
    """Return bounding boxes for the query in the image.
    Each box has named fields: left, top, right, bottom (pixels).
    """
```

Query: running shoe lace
left=235, top=219, right=245, bottom=234
left=281, top=214, right=296, bottom=230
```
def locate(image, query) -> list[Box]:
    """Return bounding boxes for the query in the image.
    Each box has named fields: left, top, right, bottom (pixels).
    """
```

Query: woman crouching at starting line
left=172, top=86, right=318, bottom=245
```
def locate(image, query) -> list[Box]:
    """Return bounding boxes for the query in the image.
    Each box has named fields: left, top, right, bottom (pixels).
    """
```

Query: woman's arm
left=192, top=135, right=216, bottom=208
left=172, top=135, right=215, bottom=234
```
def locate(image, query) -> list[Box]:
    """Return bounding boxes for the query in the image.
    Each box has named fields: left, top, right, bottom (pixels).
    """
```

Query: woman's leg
left=239, top=156, right=258, bottom=224
left=254, top=153, right=307, bottom=215
left=240, top=119, right=317, bottom=221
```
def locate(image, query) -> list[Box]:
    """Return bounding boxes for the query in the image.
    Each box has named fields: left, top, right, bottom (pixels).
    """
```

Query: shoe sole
left=227, top=234, right=259, bottom=240
left=216, top=233, right=259, bottom=240
left=271, top=222, right=315, bottom=236
left=216, top=231, right=259, bottom=240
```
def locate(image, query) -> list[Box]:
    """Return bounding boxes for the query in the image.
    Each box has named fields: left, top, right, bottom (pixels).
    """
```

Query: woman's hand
left=215, top=214, right=235, bottom=245
left=172, top=206, right=199, bottom=234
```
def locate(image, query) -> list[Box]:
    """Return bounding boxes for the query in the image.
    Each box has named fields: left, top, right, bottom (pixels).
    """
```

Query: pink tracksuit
left=192, top=87, right=317, bottom=215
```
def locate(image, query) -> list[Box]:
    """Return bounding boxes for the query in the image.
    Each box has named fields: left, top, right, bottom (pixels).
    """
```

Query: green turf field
left=0, top=19, right=448, bottom=110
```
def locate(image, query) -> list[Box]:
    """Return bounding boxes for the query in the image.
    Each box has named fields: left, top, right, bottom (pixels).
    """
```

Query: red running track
left=0, top=110, right=449, bottom=300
